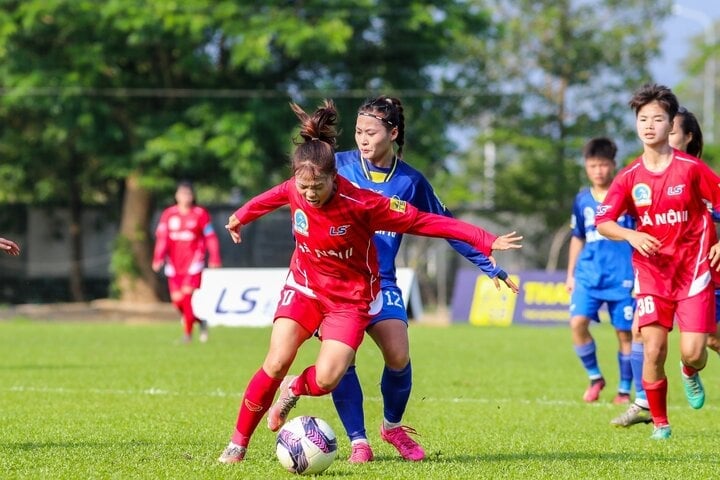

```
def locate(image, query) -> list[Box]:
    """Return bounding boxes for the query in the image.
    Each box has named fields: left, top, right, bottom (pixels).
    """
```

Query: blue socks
left=574, top=341, right=602, bottom=380
left=631, top=341, right=647, bottom=402
left=381, top=361, right=412, bottom=423
left=618, top=351, right=633, bottom=394
left=331, top=366, right=367, bottom=442
left=332, top=362, right=414, bottom=440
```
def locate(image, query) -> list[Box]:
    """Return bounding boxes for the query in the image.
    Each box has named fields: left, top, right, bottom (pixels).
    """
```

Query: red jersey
left=595, top=150, right=720, bottom=300
left=153, top=205, right=221, bottom=277
left=233, top=175, right=497, bottom=308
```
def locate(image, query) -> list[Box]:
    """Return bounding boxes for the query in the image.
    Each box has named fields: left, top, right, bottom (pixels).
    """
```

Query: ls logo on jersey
left=667, top=184, right=685, bottom=196
left=293, top=209, right=309, bottom=236
left=389, top=197, right=407, bottom=213
left=632, top=183, right=652, bottom=207
left=330, top=225, right=350, bottom=236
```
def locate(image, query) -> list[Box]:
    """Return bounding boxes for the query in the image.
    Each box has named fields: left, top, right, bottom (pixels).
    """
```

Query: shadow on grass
left=5, top=439, right=157, bottom=451
left=413, top=451, right=720, bottom=464
left=366, top=451, right=718, bottom=465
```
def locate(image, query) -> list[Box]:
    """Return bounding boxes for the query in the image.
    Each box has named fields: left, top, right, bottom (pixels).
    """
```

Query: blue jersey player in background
left=333, top=96, right=519, bottom=463
left=565, top=137, right=641, bottom=408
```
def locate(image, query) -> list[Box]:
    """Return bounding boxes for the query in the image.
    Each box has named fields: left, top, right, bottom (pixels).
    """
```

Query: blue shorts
left=369, top=285, right=408, bottom=327
left=570, top=285, right=635, bottom=331
left=716, top=289, right=720, bottom=323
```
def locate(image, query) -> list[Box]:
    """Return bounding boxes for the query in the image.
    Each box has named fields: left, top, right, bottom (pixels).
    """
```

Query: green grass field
left=1, top=318, right=719, bottom=479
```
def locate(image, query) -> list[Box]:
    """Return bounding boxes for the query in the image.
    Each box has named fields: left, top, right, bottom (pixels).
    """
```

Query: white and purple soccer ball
left=276, top=416, right=338, bottom=475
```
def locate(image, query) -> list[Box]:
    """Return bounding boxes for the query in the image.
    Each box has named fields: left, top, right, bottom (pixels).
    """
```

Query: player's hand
left=0, top=237, right=20, bottom=256
left=493, top=275, right=519, bottom=294
left=565, top=276, right=575, bottom=294
left=628, top=232, right=661, bottom=258
left=491, top=231, right=522, bottom=251
left=225, top=214, right=243, bottom=244
left=151, top=260, right=163, bottom=272
left=709, top=241, right=720, bottom=270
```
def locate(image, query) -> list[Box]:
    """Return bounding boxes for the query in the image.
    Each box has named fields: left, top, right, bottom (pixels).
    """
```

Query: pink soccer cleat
left=380, top=424, right=425, bottom=461
left=582, top=378, right=605, bottom=402
left=267, top=375, right=299, bottom=432
left=348, top=441, right=374, bottom=464
left=612, top=392, right=631, bottom=405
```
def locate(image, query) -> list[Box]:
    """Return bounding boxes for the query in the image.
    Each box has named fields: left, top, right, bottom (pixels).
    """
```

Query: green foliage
left=1, top=320, right=720, bottom=478
left=108, top=234, right=142, bottom=297
left=448, top=0, right=673, bottom=235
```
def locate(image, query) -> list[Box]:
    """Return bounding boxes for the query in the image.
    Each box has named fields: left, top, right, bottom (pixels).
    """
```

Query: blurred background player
left=332, top=96, right=519, bottom=463
left=0, top=237, right=20, bottom=256
left=217, top=99, right=523, bottom=464
left=611, top=105, right=716, bottom=427
left=671, top=107, right=720, bottom=356
left=152, top=181, right=222, bottom=343
left=566, top=137, right=636, bottom=405
left=596, top=84, right=720, bottom=440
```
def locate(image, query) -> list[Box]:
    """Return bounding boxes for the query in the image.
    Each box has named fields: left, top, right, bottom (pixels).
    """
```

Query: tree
left=0, top=1, right=497, bottom=301
left=445, top=0, right=672, bottom=268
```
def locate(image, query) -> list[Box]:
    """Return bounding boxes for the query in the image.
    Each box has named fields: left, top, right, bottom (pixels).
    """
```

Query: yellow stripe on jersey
left=369, top=170, right=389, bottom=183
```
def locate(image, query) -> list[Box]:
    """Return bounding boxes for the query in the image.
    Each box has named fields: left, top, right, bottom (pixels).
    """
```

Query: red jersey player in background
left=0, top=237, right=20, bottom=256
left=596, top=84, right=720, bottom=440
left=217, top=99, right=523, bottom=464
left=152, top=181, right=222, bottom=343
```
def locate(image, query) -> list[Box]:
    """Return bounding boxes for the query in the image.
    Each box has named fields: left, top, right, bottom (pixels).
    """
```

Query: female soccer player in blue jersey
left=566, top=138, right=638, bottom=407
left=332, top=96, right=519, bottom=463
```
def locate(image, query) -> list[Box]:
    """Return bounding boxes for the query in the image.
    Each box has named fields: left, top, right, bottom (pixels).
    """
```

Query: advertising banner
left=451, top=268, right=575, bottom=326
left=193, top=267, right=422, bottom=327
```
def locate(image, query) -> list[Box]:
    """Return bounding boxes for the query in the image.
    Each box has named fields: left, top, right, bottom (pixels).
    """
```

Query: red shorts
left=637, top=286, right=717, bottom=333
left=274, top=285, right=371, bottom=351
left=168, top=273, right=202, bottom=294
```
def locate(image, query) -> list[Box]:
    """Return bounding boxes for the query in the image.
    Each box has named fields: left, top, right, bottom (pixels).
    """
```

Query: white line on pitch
left=5, top=385, right=718, bottom=411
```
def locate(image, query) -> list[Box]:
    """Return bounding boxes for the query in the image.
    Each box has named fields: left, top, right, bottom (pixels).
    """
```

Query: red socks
left=293, top=366, right=332, bottom=397
left=642, top=378, right=668, bottom=426
left=181, top=294, right=195, bottom=336
left=230, top=365, right=333, bottom=447
left=681, top=363, right=699, bottom=377
left=232, top=368, right=282, bottom=447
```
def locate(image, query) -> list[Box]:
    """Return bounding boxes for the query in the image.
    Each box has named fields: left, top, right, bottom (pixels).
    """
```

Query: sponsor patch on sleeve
left=389, top=198, right=407, bottom=213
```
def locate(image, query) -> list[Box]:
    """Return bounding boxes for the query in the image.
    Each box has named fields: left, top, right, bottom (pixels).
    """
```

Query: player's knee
left=263, top=357, right=291, bottom=379
left=384, top=354, right=410, bottom=371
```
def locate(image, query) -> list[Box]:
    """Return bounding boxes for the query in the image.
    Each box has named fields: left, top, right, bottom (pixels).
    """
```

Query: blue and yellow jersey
left=336, top=149, right=498, bottom=288
left=570, top=187, right=634, bottom=299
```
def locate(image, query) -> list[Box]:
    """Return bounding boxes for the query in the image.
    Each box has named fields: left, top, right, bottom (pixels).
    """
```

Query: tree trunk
left=116, top=172, right=162, bottom=303
left=68, top=181, right=85, bottom=301
left=545, top=225, right=571, bottom=273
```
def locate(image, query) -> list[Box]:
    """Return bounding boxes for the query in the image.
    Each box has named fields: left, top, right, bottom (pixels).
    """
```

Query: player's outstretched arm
left=0, top=237, right=20, bottom=256
left=491, top=231, right=523, bottom=251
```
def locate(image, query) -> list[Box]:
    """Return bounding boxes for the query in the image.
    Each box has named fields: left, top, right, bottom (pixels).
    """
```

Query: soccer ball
left=276, top=416, right=338, bottom=475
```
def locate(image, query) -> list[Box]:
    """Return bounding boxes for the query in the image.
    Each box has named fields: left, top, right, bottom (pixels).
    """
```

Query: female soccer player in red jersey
left=611, top=105, right=720, bottom=428
left=217, top=100, right=523, bottom=463
left=596, top=84, right=720, bottom=439
left=152, top=181, right=222, bottom=343
left=0, top=237, right=20, bottom=256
